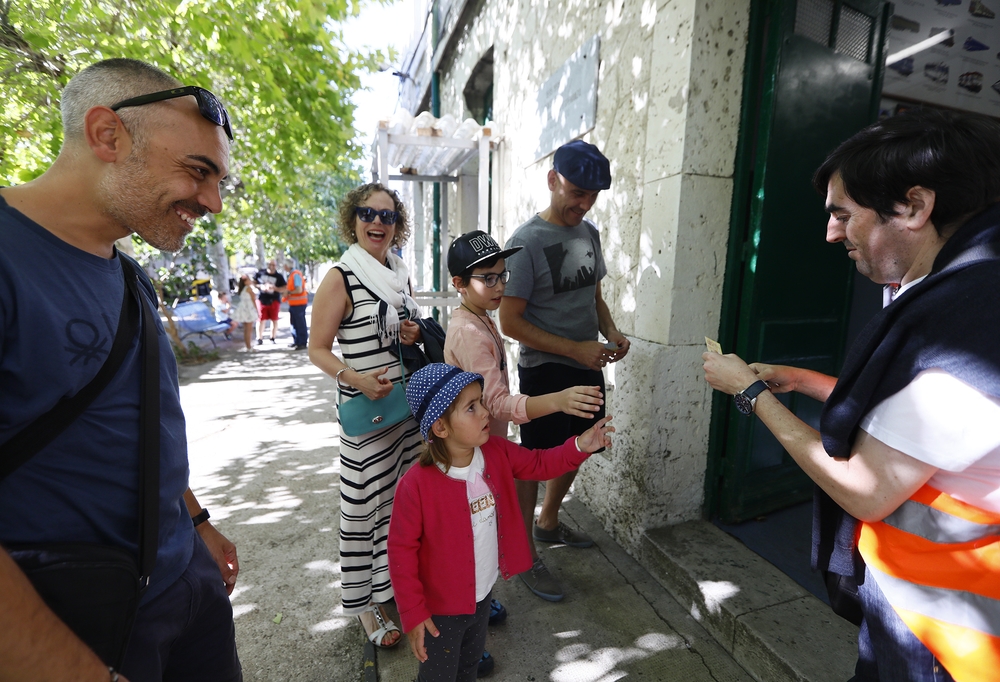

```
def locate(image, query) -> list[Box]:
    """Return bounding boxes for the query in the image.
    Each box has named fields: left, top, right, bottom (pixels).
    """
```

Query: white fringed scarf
left=341, top=243, right=420, bottom=343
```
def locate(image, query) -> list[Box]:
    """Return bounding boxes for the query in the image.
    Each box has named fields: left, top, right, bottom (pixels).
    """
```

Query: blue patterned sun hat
left=405, top=363, right=484, bottom=440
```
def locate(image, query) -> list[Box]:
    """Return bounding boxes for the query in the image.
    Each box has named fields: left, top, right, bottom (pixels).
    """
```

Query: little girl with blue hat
left=387, top=362, right=613, bottom=681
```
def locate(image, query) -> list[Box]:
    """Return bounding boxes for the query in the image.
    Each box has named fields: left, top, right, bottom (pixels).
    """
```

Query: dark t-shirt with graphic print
left=255, top=268, right=286, bottom=305
left=504, top=215, right=606, bottom=369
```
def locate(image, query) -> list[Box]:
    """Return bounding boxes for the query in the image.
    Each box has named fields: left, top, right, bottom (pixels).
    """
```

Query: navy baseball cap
left=405, top=363, right=484, bottom=440
left=553, top=140, right=611, bottom=191
left=447, top=230, right=523, bottom=277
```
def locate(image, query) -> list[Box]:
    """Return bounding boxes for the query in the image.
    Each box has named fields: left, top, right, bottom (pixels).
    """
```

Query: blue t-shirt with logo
left=0, top=195, right=194, bottom=603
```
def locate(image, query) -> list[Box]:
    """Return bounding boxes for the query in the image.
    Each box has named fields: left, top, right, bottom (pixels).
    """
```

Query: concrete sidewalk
left=178, top=332, right=856, bottom=682
left=375, top=493, right=755, bottom=682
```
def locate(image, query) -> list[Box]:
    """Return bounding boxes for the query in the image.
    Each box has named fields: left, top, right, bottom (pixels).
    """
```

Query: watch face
left=734, top=393, right=753, bottom=415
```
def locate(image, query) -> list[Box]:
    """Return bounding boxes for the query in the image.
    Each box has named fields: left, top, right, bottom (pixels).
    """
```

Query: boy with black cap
left=499, top=139, right=630, bottom=602
left=445, top=230, right=604, bottom=439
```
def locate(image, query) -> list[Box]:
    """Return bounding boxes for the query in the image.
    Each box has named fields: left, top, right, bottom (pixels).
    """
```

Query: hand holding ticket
left=705, top=337, right=723, bottom=354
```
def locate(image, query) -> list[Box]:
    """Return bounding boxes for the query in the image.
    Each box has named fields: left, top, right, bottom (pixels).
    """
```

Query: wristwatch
left=734, top=380, right=770, bottom=415
left=192, top=508, right=211, bottom=527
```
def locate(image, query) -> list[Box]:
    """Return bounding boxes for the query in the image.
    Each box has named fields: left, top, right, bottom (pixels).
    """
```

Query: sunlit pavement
left=375, top=491, right=755, bottom=682
left=178, top=312, right=753, bottom=681
left=179, top=310, right=367, bottom=681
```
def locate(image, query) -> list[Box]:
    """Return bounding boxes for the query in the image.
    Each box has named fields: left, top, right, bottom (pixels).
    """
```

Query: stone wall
left=420, top=0, right=751, bottom=551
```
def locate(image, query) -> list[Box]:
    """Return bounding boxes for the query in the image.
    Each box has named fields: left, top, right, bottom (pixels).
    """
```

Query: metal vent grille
left=794, top=0, right=834, bottom=46
left=836, top=5, right=873, bottom=63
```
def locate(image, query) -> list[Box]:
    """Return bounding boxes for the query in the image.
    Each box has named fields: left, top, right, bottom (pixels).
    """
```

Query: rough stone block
left=733, top=598, right=858, bottom=682
left=684, top=0, right=751, bottom=177
left=577, top=339, right=713, bottom=544
left=637, top=521, right=857, bottom=682
left=644, top=0, right=696, bottom=182
left=634, top=174, right=731, bottom=347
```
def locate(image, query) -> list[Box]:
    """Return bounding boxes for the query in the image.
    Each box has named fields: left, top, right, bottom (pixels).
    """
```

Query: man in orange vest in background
left=283, top=261, right=308, bottom=350
left=703, top=109, right=1000, bottom=682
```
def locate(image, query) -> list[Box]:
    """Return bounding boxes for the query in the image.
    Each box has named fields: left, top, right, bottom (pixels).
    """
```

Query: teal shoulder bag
left=337, top=343, right=413, bottom=437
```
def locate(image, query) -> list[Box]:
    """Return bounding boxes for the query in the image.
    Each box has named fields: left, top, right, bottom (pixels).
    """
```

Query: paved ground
left=179, top=321, right=367, bottom=681
left=177, top=314, right=754, bottom=682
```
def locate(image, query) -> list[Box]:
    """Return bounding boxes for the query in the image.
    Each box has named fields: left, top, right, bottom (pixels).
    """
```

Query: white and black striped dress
left=334, top=265, right=422, bottom=614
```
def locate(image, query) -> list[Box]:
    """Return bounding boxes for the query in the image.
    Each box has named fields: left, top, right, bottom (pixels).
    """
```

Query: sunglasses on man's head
left=355, top=207, right=398, bottom=225
left=110, top=86, right=233, bottom=141
left=469, top=269, right=510, bottom=288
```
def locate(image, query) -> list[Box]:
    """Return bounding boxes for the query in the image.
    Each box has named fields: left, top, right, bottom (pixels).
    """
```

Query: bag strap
left=0, top=255, right=160, bottom=584
left=130, top=259, right=160, bottom=585
left=0, top=254, right=140, bottom=479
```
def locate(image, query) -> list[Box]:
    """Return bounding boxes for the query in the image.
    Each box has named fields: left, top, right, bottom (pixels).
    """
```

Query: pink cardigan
left=387, top=435, right=589, bottom=632
left=443, top=307, right=529, bottom=436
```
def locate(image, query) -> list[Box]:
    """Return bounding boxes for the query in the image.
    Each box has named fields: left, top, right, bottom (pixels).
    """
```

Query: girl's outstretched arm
left=576, top=415, right=614, bottom=453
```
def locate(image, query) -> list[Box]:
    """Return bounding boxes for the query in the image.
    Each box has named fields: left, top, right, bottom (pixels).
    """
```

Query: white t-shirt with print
left=860, top=277, right=1000, bottom=513
left=860, top=369, right=1000, bottom=513
left=440, top=448, right=499, bottom=602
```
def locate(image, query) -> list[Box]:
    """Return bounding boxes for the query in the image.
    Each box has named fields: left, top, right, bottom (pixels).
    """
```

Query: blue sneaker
left=488, top=598, right=507, bottom=626
left=477, top=650, right=495, bottom=677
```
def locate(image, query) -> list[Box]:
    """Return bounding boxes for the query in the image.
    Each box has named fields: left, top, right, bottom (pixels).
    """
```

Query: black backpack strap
left=126, top=258, right=160, bottom=585
left=0, top=255, right=160, bottom=584
left=0, top=254, right=140, bottom=481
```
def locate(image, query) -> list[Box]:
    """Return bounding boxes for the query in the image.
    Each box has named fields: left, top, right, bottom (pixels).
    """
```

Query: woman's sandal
left=358, top=602, right=401, bottom=648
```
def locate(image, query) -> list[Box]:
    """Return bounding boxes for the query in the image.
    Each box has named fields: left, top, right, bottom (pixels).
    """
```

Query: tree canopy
left=1, top=0, right=379, bottom=267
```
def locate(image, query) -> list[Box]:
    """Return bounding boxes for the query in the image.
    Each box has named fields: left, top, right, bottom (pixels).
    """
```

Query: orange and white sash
left=858, top=485, right=1000, bottom=682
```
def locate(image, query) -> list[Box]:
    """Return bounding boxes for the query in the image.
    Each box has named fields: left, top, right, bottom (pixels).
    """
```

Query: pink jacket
left=443, top=307, right=528, bottom=436
left=387, top=435, right=588, bottom=632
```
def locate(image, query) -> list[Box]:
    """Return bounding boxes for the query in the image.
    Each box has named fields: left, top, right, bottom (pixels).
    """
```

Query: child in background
left=388, top=363, right=613, bottom=681
left=444, top=230, right=605, bottom=603
left=214, top=291, right=239, bottom=337
left=230, top=275, right=259, bottom=352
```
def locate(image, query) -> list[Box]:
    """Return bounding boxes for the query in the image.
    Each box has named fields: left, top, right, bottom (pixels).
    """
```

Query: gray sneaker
left=533, top=521, right=594, bottom=548
left=520, top=558, right=564, bottom=601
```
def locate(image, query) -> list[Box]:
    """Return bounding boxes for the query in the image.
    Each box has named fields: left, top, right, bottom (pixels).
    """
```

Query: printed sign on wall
left=533, top=35, right=601, bottom=162
left=883, top=0, right=1000, bottom=115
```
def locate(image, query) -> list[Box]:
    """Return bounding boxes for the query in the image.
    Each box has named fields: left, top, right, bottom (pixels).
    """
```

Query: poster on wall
left=532, top=35, right=600, bottom=162
left=883, top=0, right=1000, bottom=116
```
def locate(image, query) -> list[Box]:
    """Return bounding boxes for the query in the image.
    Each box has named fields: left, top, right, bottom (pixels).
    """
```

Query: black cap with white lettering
left=447, top=230, right=523, bottom=277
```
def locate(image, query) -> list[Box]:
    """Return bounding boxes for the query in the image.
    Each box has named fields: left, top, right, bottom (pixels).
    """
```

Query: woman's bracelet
left=335, top=367, right=351, bottom=387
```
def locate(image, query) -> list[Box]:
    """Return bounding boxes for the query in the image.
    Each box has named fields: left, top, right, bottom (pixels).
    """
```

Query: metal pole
left=378, top=123, right=389, bottom=186
left=478, top=130, right=489, bottom=233
left=431, top=4, right=441, bottom=304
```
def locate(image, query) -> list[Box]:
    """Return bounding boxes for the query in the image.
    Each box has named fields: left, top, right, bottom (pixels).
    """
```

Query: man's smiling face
left=100, top=95, right=230, bottom=252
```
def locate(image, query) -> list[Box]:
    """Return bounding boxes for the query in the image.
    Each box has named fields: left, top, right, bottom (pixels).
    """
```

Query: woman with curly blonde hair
left=309, top=182, right=423, bottom=649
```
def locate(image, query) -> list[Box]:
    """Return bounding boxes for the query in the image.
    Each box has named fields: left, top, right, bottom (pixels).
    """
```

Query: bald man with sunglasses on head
left=0, top=59, right=241, bottom=682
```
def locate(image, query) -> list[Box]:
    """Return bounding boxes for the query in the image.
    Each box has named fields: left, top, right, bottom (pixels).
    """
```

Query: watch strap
left=742, top=379, right=770, bottom=401
left=192, top=508, right=211, bottom=527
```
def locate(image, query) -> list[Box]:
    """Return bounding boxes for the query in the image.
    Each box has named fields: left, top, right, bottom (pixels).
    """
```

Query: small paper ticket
left=705, top=337, right=723, bottom=354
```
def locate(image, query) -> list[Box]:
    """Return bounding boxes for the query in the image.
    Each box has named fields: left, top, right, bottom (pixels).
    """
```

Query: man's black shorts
left=518, top=362, right=606, bottom=449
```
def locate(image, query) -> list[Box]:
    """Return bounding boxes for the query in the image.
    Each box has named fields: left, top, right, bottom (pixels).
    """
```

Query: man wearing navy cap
left=499, top=139, right=630, bottom=601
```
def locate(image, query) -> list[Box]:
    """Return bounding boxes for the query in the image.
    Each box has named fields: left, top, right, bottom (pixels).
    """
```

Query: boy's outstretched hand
left=408, top=617, right=439, bottom=663
left=557, top=385, right=604, bottom=418
left=577, top=415, right=614, bottom=453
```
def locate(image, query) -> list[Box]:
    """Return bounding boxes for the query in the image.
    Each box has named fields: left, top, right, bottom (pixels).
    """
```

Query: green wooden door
left=707, top=0, right=890, bottom=523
